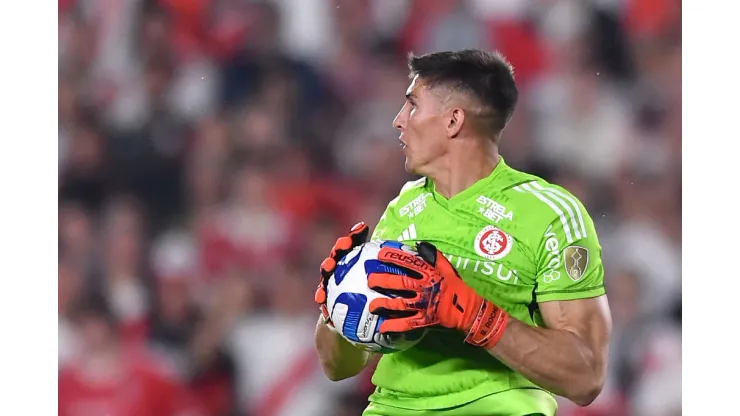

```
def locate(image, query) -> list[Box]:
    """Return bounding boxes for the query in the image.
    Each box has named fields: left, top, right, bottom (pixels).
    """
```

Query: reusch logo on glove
left=382, top=250, right=432, bottom=272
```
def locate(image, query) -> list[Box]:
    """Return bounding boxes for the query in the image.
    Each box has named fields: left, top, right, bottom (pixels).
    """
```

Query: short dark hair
left=408, top=49, right=518, bottom=137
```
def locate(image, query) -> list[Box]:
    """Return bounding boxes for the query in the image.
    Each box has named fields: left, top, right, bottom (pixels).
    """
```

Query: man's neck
left=431, top=141, right=500, bottom=199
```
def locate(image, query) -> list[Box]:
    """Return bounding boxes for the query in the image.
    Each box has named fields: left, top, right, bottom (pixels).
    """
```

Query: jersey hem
left=368, top=379, right=543, bottom=410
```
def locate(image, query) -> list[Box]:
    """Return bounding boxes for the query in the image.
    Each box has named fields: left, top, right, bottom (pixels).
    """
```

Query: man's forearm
left=314, top=315, right=374, bottom=381
left=487, top=318, right=607, bottom=406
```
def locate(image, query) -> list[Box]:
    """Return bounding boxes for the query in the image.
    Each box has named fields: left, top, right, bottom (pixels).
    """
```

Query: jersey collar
left=430, top=156, right=508, bottom=208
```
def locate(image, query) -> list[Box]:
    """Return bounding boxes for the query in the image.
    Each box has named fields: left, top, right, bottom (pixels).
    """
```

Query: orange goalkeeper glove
left=368, top=242, right=509, bottom=349
left=315, top=222, right=370, bottom=327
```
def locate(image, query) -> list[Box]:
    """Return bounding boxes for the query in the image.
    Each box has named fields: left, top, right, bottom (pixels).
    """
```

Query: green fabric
left=367, top=157, right=605, bottom=411
left=363, top=388, right=558, bottom=416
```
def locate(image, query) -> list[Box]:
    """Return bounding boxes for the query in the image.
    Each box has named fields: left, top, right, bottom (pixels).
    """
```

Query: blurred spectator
left=228, top=268, right=353, bottom=416
left=59, top=116, right=112, bottom=212
left=58, top=295, right=200, bottom=416
left=98, top=196, right=151, bottom=343
left=148, top=230, right=239, bottom=415
left=59, top=0, right=681, bottom=414
left=59, top=256, right=84, bottom=368
left=529, top=50, right=632, bottom=181
left=628, top=322, right=682, bottom=416
left=197, top=162, right=296, bottom=278
left=59, top=202, right=96, bottom=270
left=59, top=13, right=97, bottom=82
left=605, top=173, right=681, bottom=316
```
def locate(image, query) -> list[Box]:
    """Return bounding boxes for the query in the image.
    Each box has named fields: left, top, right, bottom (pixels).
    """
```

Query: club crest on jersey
left=474, top=226, right=513, bottom=261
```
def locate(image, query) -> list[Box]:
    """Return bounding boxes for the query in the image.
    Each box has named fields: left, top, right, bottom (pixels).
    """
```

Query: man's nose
left=393, top=106, right=406, bottom=131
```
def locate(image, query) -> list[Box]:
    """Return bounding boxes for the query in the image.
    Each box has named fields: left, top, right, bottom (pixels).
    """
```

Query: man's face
left=393, top=76, right=449, bottom=175
left=79, top=315, right=114, bottom=353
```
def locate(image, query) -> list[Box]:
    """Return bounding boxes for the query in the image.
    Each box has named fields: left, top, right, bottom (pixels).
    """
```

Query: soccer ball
left=326, top=240, right=428, bottom=354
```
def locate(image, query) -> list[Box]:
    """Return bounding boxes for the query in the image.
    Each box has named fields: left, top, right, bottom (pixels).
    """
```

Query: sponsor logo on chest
left=445, top=253, right=519, bottom=284
left=399, top=193, right=433, bottom=219
left=476, top=196, right=514, bottom=224
left=391, top=222, right=520, bottom=284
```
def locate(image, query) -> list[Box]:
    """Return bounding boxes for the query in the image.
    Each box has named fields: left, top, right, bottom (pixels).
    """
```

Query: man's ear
left=447, top=108, right=465, bottom=138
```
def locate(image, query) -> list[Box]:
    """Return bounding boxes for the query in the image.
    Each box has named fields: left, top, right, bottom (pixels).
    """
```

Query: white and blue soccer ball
left=326, top=240, right=428, bottom=354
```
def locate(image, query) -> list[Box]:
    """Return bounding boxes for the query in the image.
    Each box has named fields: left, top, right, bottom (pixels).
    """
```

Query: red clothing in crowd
left=58, top=355, right=199, bottom=416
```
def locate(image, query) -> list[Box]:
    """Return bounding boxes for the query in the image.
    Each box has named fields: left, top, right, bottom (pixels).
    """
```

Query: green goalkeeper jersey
left=367, top=157, right=606, bottom=411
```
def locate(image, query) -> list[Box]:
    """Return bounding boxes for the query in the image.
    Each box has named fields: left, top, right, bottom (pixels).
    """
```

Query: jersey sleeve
left=533, top=200, right=606, bottom=303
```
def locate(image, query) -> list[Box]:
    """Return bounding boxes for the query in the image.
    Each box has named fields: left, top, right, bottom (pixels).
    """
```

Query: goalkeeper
left=314, top=49, right=612, bottom=416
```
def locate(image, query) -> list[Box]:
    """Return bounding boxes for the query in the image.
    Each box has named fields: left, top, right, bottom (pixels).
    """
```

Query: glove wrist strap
left=320, top=305, right=334, bottom=328
left=465, top=301, right=509, bottom=350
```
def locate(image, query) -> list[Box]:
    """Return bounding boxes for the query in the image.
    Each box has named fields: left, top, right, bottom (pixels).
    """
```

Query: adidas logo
left=397, top=223, right=418, bottom=241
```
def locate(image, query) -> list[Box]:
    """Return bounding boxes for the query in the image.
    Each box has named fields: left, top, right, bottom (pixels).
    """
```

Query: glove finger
left=368, top=273, right=424, bottom=293
left=416, top=241, right=443, bottom=266
left=369, top=297, right=413, bottom=315
left=377, top=247, right=435, bottom=278
left=348, top=222, right=370, bottom=246
left=320, top=257, right=337, bottom=279
left=417, top=241, right=461, bottom=280
left=314, top=285, right=327, bottom=304
left=378, top=316, right=417, bottom=334
left=330, top=236, right=355, bottom=260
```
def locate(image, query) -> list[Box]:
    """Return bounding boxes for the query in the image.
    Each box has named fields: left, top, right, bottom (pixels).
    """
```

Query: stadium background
left=57, top=0, right=681, bottom=415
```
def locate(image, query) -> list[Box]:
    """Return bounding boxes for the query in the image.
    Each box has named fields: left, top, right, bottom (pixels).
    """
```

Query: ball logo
left=474, top=226, right=513, bottom=261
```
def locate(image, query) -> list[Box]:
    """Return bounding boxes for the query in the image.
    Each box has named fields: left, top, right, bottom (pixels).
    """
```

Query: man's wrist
left=465, top=301, right=509, bottom=349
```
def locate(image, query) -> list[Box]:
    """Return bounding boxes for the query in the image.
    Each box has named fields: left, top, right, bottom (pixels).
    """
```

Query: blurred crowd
left=57, top=0, right=681, bottom=415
